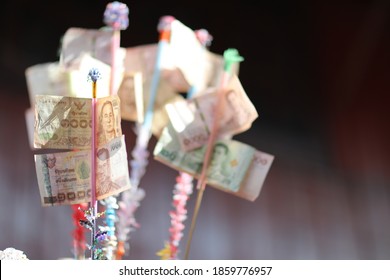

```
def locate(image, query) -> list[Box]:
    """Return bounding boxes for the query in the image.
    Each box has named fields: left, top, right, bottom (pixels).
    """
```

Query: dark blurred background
left=0, top=0, right=389, bottom=259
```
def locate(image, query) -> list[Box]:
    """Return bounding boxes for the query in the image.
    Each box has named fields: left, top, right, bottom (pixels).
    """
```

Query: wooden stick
left=184, top=49, right=243, bottom=259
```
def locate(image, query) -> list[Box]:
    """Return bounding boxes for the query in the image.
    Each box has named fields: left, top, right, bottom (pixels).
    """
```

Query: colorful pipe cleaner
left=78, top=207, right=108, bottom=260
left=157, top=172, right=193, bottom=259
left=158, top=28, right=212, bottom=260
left=115, top=187, right=145, bottom=259
left=99, top=196, right=119, bottom=259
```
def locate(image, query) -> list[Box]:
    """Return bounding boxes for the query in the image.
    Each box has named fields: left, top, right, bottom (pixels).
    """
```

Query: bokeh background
left=1, top=0, right=389, bottom=259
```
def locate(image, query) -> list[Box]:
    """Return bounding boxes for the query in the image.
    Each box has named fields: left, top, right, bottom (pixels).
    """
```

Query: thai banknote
left=117, top=69, right=186, bottom=137
left=124, top=43, right=192, bottom=93
left=154, top=123, right=274, bottom=201
left=25, top=62, right=71, bottom=107
left=234, top=150, right=274, bottom=201
left=169, top=19, right=239, bottom=94
left=119, top=19, right=240, bottom=136
left=58, top=27, right=125, bottom=95
left=154, top=122, right=255, bottom=193
left=117, top=72, right=144, bottom=123
left=34, top=95, right=122, bottom=149
left=121, top=44, right=187, bottom=109
left=166, top=74, right=258, bottom=151
left=59, top=27, right=126, bottom=70
left=25, top=54, right=112, bottom=106
left=35, top=135, right=132, bottom=206
left=120, top=45, right=190, bottom=137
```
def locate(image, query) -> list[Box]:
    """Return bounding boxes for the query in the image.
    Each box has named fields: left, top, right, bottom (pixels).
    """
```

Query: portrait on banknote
left=98, top=99, right=120, bottom=146
left=207, top=142, right=230, bottom=180
left=46, top=154, right=57, bottom=169
left=117, top=73, right=138, bottom=121
left=179, top=147, right=204, bottom=174
left=96, top=147, right=122, bottom=199
left=34, top=95, right=122, bottom=149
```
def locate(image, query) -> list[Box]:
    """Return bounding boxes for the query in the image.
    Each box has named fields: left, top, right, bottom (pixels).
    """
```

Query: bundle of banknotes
left=154, top=76, right=273, bottom=201
left=25, top=21, right=236, bottom=148
left=33, top=94, right=132, bottom=206
left=27, top=17, right=272, bottom=206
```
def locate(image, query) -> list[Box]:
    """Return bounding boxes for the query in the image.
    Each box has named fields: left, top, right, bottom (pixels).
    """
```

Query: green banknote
left=154, top=122, right=256, bottom=193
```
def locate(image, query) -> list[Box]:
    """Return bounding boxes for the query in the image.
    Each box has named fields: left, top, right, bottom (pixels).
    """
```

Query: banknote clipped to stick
left=34, top=95, right=122, bottom=149
left=25, top=54, right=112, bottom=104
left=119, top=42, right=199, bottom=137
left=154, top=122, right=274, bottom=201
left=59, top=27, right=126, bottom=70
left=168, top=19, right=237, bottom=93
left=35, top=135, right=131, bottom=206
left=166, top=74, right=258, bottom=152
left=118, top=18, right=236, bottom=138
left=117, top=68, right=186, bottom=138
